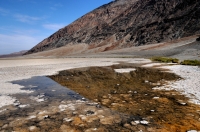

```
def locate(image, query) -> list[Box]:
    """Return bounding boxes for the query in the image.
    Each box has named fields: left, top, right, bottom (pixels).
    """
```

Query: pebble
left=180, top=102, right=187, bottom=105
left=124, top=123, right=131, bottom=128
left=28, top=115, right=36, bottom=119
left=128, top=90, right=133, bottom=93
left=29, top=126, right=37, bottom=131
left=140, top=120, right=149, bottom=125
left=13, top=102, right=20, bottom=106
left=86, top=110, right=95, bottom=115
left=102, top=96, right=107, bottom=99
left=153, top=97, right=160, bottom=99
left=2, top=124, right=8, bottom=129
left=111, top=103, right=117, bottom=106
left=0, top=109, right=7, bottom=113
left=85, top=128, right=98, bottom=132
left=96, top=104, right=101, bottom=108
left=134, top=121, right=140, bottom=124
left=131, top=121, right=138, bottom=125
left=38, top=111, right=47, bottom=115
left=63, top=118, right=73, bottom=122
left=187, top=130, right=198, bottom=132
left=72, top=111, right=78, bottom=115
left=87, top=102, right=98, bottom=106
left=19, top=104, right=28, bottom=108
left=43, top=115, right=50, bottom=119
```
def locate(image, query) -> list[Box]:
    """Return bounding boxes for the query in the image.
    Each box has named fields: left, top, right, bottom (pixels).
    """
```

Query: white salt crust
left=157, top=65, right=200, bottom=105
left=0, top=58, right=150, bottom=107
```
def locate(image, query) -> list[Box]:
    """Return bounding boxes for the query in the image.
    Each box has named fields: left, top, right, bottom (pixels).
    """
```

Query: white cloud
left=0, top=26, right=40, bottom=35
left=0, top=7, right=9, bottom=16
left=54, top=3, right=63, bottom=7
left=14, top=14, right=44, bottom=24
left=43, top=23, right=65, bottom=31
left=50, top=3, right=63, bottom=10
left=0, top=34, right=41, bottom=54
left=13, top=29, right=40, bottom=35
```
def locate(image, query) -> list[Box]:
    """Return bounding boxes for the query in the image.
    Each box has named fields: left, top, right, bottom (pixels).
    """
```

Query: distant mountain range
left=0, top=50, right=27, bottom=58
left=25, top=0, right=200, bottom=55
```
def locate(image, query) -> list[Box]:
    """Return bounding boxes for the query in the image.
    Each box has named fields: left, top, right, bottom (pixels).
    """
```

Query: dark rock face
left=25, top=0, right=200, bottom=55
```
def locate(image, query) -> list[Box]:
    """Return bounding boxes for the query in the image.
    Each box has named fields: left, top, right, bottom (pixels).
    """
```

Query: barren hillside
left=25, top=0, right=200, bottom=55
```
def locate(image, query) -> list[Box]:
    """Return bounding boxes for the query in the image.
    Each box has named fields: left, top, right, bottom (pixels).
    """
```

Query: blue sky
left=0, top=0, right=112, bottom=55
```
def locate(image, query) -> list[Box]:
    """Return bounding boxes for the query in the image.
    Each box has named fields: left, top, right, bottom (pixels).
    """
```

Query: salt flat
left=1, top=58, right=200, bottom=108
left=0, top=58, right=151, bottom=107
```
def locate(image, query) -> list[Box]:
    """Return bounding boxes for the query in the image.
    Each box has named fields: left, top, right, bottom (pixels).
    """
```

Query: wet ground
left=50, top=64, right=200, bottom=132
left=0, top=76, right=154, bottom=131
left=0, top=63, right=200, bottom=131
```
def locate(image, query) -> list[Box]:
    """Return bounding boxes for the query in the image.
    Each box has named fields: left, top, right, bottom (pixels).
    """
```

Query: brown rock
left=71, top=117, right=85, bottom=127
left=60, top=125, right=79, bottom=132
left=29, top=126, right=39, bottom=132
left=100, top=116, right=114, bottom=125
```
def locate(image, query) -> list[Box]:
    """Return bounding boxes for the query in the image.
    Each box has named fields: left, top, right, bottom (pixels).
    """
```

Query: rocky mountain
left=25, top=0, right=200, bottom=55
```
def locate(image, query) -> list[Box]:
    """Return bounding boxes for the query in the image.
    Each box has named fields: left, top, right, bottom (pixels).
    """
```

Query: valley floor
left=0, top=58, right=200, bottom=131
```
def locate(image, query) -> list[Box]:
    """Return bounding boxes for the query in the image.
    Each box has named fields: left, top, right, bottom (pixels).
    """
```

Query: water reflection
left=12, top=76, right=84, bottom=102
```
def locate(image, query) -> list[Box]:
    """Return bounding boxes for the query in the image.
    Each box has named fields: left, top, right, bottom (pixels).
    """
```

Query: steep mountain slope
left=25, top=0, right=200, bottom=55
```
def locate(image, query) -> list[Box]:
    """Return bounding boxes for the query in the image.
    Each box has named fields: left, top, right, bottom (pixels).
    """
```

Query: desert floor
left=0, top=57, right=200, bottom=131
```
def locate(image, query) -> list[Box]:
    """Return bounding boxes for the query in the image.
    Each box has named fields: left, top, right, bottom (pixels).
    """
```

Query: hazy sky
left=0, top=0, right=112, bottom=55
